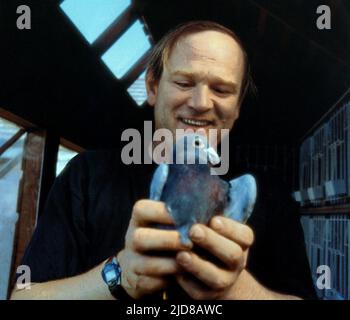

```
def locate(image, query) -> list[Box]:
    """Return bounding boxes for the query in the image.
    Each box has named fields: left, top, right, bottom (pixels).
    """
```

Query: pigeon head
left=172, top=133, right=220, bottom=166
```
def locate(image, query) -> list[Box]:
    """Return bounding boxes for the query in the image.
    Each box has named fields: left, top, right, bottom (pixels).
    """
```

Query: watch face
left=102, top=260, right=122, bottom=287
left=105, top=267, right=118, bottom=285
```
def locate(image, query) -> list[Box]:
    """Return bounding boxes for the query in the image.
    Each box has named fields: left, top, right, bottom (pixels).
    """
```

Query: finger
left=132, top=200, right=174, bottom=226
left=133, top=227, right=192, bottom=251
left=176, top=251, right=236, bottom=290
left=132, top=254, right=180, bottom=276
left=176, top=274, right=222, bottom=300
left=189, top=224, right=244, bottom=268
left=209, top=216, right=254, bottom=248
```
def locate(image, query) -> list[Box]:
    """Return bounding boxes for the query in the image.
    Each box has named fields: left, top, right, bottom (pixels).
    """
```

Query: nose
left=188, top=85, right=213, bottom=112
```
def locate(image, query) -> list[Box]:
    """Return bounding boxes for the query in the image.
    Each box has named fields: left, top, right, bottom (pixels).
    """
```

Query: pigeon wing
left=149, top=163, right=169, bottom=201
left=223, top=174, right=257, bottom=223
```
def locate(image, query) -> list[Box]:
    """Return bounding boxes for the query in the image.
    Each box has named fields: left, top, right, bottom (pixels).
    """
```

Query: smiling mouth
left=180, top=117, right=213, bottom=127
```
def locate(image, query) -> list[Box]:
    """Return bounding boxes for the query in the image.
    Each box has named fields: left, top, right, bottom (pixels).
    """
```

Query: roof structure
left=1, top=0, right=349, bottom=149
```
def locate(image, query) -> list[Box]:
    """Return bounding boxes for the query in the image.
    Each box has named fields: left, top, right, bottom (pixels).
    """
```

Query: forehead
left=165, top=30, right=244, bottom=80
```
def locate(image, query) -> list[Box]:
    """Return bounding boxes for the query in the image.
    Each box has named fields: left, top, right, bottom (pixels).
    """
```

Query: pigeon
left=149, top=133, right=257, bottom=246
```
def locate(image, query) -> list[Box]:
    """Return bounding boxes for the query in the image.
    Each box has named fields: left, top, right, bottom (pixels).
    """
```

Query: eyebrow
left=171, top=70, right=239, bottom=92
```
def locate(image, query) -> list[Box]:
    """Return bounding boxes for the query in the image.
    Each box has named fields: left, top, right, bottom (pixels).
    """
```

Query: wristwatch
left=101, top=256, right=129, bottom=299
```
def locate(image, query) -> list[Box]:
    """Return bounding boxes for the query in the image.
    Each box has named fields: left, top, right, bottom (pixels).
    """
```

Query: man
left=11, top=21, right=316, bottom=300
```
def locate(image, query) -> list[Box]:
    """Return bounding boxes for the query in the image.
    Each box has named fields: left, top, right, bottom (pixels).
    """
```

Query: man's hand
left=175, top=216, right=254, bottom=299
left=117, top=200, right=192, bottom=299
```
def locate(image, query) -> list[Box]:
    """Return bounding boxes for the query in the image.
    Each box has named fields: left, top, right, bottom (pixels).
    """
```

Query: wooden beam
left=60, top=137, right=85, bottom=153
left=93, top=5, right=137, bottom=55
left=0, top=129, right=26, bottom=157
left=10, top=130, right=59, bottom=290
left=300, top=203, right=350, bottom=215
left=122, top=49, right=151, bottom=87
left=37, top=131, right=59, bottom=218
left=0, top=108, right=36, bottom=129
left=0, top=154, right=22, bottom=180
left=11, top=131, right=46, bottom=287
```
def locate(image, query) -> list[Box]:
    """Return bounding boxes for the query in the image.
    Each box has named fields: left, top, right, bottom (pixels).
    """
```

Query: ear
left=233, top=102, right=241, bottom=121
left=235, top=104, right=241, bottom=120
left=146, top=70, right=158, bottom=107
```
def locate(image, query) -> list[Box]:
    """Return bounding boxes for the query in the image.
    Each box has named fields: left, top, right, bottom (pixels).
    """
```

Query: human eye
left=174, top=80, right=192, bottom=88
left=213, top=86, right=234, bottom=96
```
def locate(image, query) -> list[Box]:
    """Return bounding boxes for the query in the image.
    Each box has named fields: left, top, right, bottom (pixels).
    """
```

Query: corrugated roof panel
left=0, top=118, right=20, bottom=148
left=101, top=20, right=151, bottom=79
left=127, top=71, right=147, bottom=106
left=56, top=145, right=78, bottom=176
left=60, top=0, right=131, bottom=44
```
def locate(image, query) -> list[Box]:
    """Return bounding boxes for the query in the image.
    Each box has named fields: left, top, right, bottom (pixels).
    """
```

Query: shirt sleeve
left=19, top=153, right=90, bottom=283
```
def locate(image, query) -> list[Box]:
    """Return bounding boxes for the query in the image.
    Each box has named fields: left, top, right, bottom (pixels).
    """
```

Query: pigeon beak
left=207, top=147, right=221, bottom=165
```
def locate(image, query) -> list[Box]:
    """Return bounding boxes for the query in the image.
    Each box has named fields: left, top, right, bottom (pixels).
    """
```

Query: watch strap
left=102, top=256, right=131, bottom=300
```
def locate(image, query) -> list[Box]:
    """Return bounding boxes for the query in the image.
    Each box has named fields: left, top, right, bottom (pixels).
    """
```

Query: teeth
left=182, top=118, right=210, bottom=126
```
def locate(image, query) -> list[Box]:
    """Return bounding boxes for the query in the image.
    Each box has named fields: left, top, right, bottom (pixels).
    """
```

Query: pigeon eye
left=193, top=138, right=204, bottom=148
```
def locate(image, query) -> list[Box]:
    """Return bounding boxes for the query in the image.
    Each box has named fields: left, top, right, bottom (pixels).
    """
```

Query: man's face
left=146, top=30, right=245, bottom=145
